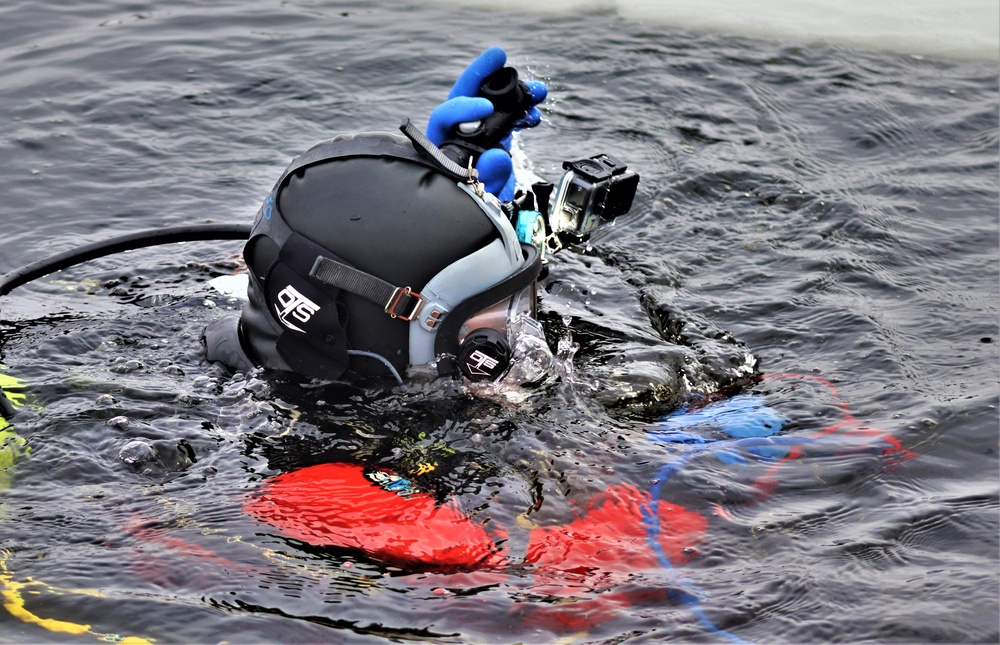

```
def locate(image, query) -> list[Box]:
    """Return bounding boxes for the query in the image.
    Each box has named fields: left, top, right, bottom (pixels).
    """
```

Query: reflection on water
left=0, top=1, right=997, bottom=643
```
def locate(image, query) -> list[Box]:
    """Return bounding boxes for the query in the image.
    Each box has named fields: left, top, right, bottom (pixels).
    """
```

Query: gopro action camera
left=549, top=154, right=640, bottom=247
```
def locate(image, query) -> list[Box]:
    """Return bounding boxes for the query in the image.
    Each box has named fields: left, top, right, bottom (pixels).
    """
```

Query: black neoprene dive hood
left=203, top=128, right=543, bottom=383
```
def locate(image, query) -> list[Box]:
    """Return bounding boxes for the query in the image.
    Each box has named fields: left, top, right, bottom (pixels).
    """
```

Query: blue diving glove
left=426, top=47, right=547, bottom=200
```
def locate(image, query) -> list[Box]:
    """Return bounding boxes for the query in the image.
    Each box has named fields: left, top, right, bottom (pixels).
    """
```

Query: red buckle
left=385, top=287, right=423, bottom=321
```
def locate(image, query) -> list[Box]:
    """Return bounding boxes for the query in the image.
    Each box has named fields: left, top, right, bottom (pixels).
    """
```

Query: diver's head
left=202, top=50, right=638, bottom=386
left=204, top=130, right=543, bottom=384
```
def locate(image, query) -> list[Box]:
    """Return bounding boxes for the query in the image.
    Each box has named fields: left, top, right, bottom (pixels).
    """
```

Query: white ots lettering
left=274, top=285, right=321, bottom=333
left=465, top=349, right=499, bottom=376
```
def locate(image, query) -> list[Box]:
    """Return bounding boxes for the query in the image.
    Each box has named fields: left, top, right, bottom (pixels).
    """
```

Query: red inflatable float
left=244, top=462, right=707, bottom=574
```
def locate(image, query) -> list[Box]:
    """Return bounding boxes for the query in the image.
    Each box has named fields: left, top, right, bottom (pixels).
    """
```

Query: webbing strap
left=399, top=119, right=480, bottom=188
left=309, top=255, right=424, bottom=321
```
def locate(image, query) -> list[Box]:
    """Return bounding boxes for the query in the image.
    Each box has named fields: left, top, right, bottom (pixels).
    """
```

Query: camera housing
left=548, top=154, right=640, bottom=247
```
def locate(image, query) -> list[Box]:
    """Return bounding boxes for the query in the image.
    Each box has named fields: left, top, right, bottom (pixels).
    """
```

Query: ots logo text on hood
left=274, top=284, right=321, bottom=333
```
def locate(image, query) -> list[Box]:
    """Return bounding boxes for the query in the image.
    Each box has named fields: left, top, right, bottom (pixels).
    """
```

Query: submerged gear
left=204, top=129, right=542, bottom=382
left=244, top=461, right=706, bottom=571
left=0, top=369, right=28, bottom=498
left=0, top=387, right=15, bottom=423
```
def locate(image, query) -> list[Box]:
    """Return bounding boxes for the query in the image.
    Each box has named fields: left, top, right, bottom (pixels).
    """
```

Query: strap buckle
left=385, top=286, right=424, bottom=321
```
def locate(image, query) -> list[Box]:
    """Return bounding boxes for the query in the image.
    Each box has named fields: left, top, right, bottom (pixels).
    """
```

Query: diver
left=200, top=46, right=638, bottom=387
left=195, top=45, right=709, bottom=629
left=0, top=47, right=915, bottom=642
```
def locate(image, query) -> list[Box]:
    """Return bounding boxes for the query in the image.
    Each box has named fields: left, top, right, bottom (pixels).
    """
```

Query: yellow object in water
left=0, top=372, right=25, bottom=405
left=0, top=367, right=28, bottom=494
left=1, top=371, right=154, bottom=643
left=0, top=549, right=155, bottom=644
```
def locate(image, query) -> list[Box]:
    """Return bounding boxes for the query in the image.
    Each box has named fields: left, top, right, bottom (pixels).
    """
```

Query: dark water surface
left=1, top=1, right=997, bottom=643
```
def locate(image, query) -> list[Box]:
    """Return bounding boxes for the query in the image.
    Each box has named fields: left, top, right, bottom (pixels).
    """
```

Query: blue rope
left=642, top=450, right=750, bottom=643
left=641, top=383, right=908, bottom=642
left=640, top=435, right=823, bottom=644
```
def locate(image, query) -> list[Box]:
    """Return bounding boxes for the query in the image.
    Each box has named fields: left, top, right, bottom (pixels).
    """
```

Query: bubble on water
left=175, top=393, right=206, bottom=406
left=118, top=439, right=156, bottom=466
left=110, top=359, right=144, bottom=374
left=107, top=416, right=130, bottom=429
left=191, top=375, right=215, bottom=391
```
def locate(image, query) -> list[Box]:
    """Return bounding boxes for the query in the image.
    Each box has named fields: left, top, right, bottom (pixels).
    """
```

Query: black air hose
left=0, top=223, right=251, bottom=297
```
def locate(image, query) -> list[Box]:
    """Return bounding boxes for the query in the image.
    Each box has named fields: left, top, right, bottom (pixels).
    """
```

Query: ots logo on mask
left=465, top=350, right=500, bottom=376
left=274, top=285, right=321, bottom=333
left=457, top=329, right=512, bottom=381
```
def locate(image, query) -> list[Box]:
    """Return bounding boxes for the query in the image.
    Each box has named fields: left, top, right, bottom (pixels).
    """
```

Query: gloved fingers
left=513, top=106, right=543, bottom=130
left=448, top=46, right=507, bottom=99
left=428, top=47, right=545, bottom=199
left=524, top=79, right=548, bottom=105
left=426, top=96, right=495, bottom=146
left=434, top=49, right=548, bottom=141
left=511, top=80, right=548, bottom=130
left=476, top=148, right=514, bottom=200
